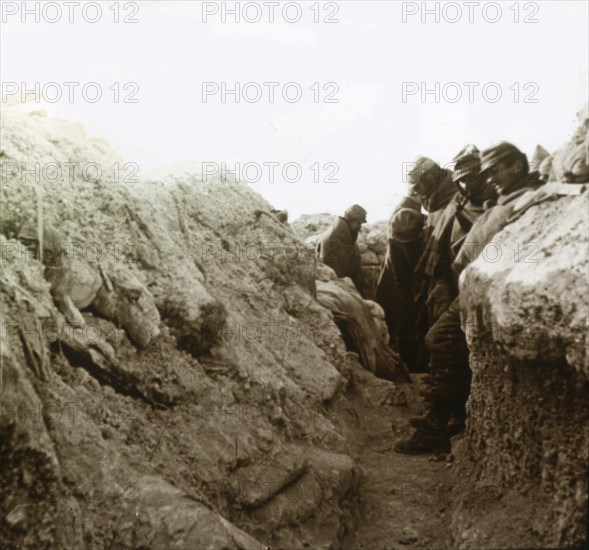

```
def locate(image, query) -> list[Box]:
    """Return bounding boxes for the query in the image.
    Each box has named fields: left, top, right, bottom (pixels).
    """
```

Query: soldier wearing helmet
left=317, top=204, right=369, bottom=297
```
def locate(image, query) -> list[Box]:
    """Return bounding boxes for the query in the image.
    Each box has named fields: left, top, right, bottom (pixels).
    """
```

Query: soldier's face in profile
left=460, top=173, right=491, bottom=201
left=459, top=174, right=476, bottom=193
left=485, top=161, right=519, bottom=195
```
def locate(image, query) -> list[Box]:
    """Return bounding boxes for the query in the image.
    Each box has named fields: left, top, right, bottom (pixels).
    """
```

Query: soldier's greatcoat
left=317, top=217, right=368, bottom=297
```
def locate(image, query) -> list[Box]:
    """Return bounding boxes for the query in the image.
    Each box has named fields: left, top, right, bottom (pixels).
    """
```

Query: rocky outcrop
left=0, top=110, right=408, bottom=549
left=453, top=187, right=588, bottom=548
left=316, top=279, right=409, bottom=382
left=91, top=262, right=161, bottom=350
left=4, top=104, right=586, bottom=550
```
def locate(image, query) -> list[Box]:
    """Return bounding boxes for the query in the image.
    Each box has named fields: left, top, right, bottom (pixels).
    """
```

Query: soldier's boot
left=409, top=416, right=427, bottom=428
left=409, top=416, right=465, bottom=436
left=394, top=427, right=451, bottom=455
left=407, top=396, right=452, bottom=432
left=447, top=392, right=468, bottom=436
left=409, top=416, right=434, bottom=430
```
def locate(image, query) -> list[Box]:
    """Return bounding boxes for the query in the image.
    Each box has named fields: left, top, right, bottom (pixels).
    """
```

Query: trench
left=338, top=373, right=456, bottom=550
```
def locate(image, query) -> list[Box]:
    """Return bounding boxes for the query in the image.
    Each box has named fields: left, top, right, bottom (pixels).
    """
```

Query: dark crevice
left=51, top=341, right=170, bottom=410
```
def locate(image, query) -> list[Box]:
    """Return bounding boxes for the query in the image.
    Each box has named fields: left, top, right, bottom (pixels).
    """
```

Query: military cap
left=394, top=195, right=422, bottom=213
left=391, top=208, right=423, bottom=243
left=452, top=144, right=481, bottom=182
left=481, top=142, right=524, bottom=173
left=408, top=157, right=445, bottom=195
left=344, top=204, right=367, bottom=223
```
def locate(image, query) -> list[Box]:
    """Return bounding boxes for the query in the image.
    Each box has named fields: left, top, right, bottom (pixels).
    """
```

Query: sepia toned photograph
left=1, top=1, right=588, bottom=548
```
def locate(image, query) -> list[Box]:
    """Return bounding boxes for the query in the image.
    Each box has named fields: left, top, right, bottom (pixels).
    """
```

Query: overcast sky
left=2, top=0, right=588, bottom=221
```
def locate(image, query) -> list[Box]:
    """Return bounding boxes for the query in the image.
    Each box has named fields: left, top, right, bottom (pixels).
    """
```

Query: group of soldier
left=317, top=142, right=545, bottom=454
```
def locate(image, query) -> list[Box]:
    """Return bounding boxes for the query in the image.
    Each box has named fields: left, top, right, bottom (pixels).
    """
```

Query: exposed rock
left=317, top=263, right=337, bottom=282
left=364, top=226, right=388, bottom=256
left=16, top=221, right=102, bottom=326
left=360, top=250, right=380, bottom=266
left=305, top=234, right=320, bottom=249
left=291, top=213, right=334, bottom=241
left=259, top=448, right=360, bottom=548
left=156, top=278, right=226, bottom=356
left=454, top=189, right=589, bottom=548
left=65, top=261, right=103, bottom=310
left=316, top=279, right=409, bottom=382
left=110, top=476, right=264, bottom=550
left=356, top=240, right=368, bottom=254
left=4, top=92, right=585, bottom=550
left=365, top=300, right=385, bottom=321
left=1, top=109, right=387, bottom=549
left=0, top=266, right=65, bottom=549
left=91, top=263, right=160, bottom=349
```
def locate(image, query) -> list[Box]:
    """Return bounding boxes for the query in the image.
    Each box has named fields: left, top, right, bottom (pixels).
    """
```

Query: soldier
left=408, top=156, right=456, bottom=233
left=317, top=204, right=369, bottom=297
left=415, top=146, right=494, bottom=328
left=395, top=142, right=543, bottom=454
left=407, top=157, right=457, bottom=373
left=453, top=141, right=545, bottom=273
left=392, top=194, right=422, bottom=216
left=394, top=148, right=485, bottom=454
left=374, top=206, right=425, bottom=371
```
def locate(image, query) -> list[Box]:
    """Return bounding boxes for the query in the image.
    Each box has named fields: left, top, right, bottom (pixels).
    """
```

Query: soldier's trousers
left=423, top=296, right=471, bottom=428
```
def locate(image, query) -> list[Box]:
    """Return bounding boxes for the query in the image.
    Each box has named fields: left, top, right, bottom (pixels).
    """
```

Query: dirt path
left=343, top=374, right=457, bottom=550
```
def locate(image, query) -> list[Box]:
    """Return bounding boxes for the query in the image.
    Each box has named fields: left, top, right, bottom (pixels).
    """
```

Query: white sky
left=1, top=0, right=588, bottom=221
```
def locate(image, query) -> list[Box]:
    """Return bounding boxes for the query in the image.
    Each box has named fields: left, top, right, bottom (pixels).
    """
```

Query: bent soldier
left=375, top=206, right=425, bottom=371
left=317, top=204, right=369, bottom=297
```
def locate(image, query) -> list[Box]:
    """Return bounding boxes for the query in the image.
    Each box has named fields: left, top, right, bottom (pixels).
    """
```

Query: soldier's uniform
left=317, top=204, right=369, bottom=297
left=415, top=148, right=486, bottom=436
left=375, top=207, right=425, bottom=371
left=407, top=157, right=458, bottom=374
left=395, top=143, right=541, bottom=454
